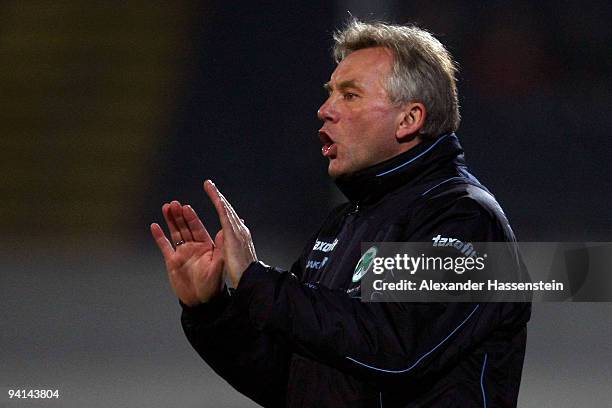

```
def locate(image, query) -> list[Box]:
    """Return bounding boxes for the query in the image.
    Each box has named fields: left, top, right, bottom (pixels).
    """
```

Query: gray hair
left=333, top=19, right=460, bottom=139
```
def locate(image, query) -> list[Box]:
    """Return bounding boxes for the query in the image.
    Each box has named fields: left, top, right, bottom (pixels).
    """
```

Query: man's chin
left=328, top=163, right=357, bottom=180
left=327, top=162, right=344, bottom=179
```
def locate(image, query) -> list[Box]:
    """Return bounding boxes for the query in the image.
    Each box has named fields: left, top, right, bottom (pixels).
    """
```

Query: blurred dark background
left=1, top=1, right=611, bottom=407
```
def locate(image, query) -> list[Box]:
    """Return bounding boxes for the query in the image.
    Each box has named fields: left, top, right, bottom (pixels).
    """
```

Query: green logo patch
left=352, top=246, right=378, bottom=283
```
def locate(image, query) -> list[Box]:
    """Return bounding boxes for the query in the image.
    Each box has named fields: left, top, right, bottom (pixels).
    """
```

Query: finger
left=218, top=196, right=256, bottom=259
left=204, top=180, right=234, bottom=234
left=218, top=192, right=245, bottom=234
left=150, top=223, right=174, bottom=260
left=217, top=190, right=247, bottom=240
left=170, top=200, right=194, bottom=242
left=182, top=204, right=213, bottom=244
left=162, top=203, right=183, bottom=244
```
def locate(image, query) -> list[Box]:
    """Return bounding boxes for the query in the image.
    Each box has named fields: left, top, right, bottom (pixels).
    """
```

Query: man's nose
left=317, top=97, right=337, bottom=122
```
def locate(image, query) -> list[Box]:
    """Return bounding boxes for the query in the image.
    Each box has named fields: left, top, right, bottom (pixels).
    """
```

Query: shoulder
left=420, top=180, right=508, bottom=220
left=410, top=181, right=516, bottom=242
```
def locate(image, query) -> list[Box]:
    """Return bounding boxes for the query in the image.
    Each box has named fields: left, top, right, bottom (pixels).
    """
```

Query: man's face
left=318, top=47, right=406, bottom=178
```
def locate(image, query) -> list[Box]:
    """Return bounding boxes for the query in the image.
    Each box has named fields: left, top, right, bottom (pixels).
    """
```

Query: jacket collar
left=334, top=133, right=465, bottom=203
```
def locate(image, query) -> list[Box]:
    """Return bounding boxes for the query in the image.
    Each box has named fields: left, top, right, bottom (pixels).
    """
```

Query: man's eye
left=343, top=93, right=358, bottom=100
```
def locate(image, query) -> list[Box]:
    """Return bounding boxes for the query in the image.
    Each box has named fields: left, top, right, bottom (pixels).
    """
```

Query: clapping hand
left=151, top=180, right=257, bottom=306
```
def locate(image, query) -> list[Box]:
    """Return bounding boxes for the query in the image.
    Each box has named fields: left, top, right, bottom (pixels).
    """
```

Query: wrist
left=180, top=285, right=231, bottom=309
left=229, top=259, right=259, bottom=288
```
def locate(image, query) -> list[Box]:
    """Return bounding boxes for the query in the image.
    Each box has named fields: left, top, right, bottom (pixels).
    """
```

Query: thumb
left=210, top=230, right=225, bottom=275
left=214, top=229, right=225, bottom=249
left=214, top=229, right=228, bottom=262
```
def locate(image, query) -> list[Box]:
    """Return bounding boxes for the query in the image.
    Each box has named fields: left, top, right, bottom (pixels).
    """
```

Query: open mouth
left=319, top=130, right=337, bottom=158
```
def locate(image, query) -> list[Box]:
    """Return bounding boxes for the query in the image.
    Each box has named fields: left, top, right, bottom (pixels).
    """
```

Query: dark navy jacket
left=181, top=133, right=531, bottom=407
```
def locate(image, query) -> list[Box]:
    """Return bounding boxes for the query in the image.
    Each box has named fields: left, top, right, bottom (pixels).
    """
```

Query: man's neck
left=334, top=133, right=462, bottom=203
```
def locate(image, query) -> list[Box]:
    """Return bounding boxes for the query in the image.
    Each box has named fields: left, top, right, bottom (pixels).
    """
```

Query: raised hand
left=150, top=201, right=224, bottom=306
left=204, top=180, right=258, bottom=288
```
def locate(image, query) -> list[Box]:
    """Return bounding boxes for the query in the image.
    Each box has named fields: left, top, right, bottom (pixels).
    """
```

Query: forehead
left=330, top=47, right=394, bottom=86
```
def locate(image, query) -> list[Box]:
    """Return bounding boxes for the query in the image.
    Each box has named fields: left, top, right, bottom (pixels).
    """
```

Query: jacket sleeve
left=228, top=197, right=531, bottom=388
left=180, top=282, right=290, bottom=407
left=180, top=231, right=319, bottom=408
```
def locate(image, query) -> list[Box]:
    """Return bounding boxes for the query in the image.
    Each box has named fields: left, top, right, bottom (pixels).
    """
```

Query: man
left=151, top=19, right=531, bottom=407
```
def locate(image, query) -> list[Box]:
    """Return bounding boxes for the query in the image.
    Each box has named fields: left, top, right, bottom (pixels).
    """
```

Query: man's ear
left=396, top=102, right=426, bottom=141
